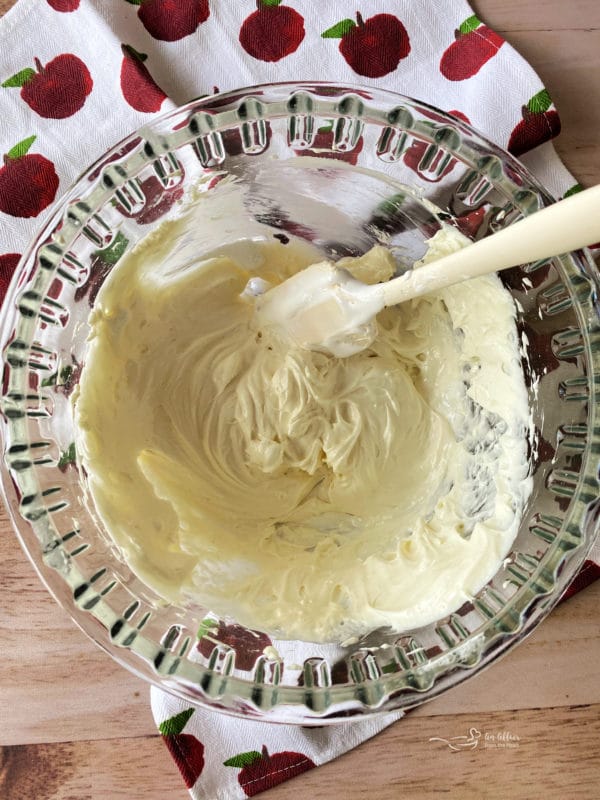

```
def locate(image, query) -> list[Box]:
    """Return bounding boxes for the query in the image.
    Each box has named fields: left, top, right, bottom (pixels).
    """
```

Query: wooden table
left=1, top=1, right=599, bottom=798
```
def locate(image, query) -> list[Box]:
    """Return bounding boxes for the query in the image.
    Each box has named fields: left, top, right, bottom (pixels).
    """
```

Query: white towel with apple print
left=1, top=1, right=599, bottom=799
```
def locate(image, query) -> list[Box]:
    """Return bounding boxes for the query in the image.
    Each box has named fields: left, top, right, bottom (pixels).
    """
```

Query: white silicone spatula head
left=251, top=184, right=600, bottom=357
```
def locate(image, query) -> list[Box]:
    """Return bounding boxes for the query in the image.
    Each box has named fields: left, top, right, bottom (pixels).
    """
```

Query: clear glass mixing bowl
left=1, top=83, right=598, bottom=723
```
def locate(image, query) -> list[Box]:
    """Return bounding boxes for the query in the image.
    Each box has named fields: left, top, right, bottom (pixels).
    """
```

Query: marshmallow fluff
left=74, top=216, right=532, bottom=643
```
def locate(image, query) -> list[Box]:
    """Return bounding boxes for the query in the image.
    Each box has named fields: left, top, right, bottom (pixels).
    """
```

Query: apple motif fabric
left=0, top=135, right=59, bottom=217
left=120, top=44, right=167, bottom=112
left=0, top=0, right=584, bottom=284
left=150, top=691, right=403, bottom=799
left=159, top=709, right=206, bottom=789
left=0, top=1, right=598, bottom=799
left=128, top=0, right=210, bottom=42
left=2, top=54, right=93, bottom=118
left=439, top=14, right=504, bottom=80
left=239, top=1, right=305, bottom=62
left=46, top=0, right=80, bottom=10
left=224, top=746, right=315, bottom=796
left=322, top=12, right=411, bottom=78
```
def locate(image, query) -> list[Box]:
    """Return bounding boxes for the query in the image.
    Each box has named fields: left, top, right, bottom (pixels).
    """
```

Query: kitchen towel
left=0, top=2, right=598, bottom=799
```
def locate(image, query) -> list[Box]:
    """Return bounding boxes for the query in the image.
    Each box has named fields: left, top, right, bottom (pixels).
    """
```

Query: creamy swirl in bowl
left=74, top=209, right=532, bottom=643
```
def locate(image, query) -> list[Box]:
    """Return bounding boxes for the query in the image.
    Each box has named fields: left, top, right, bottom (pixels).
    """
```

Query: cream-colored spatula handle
left=252, top=185, right=600, bottom=358
left=381, top=184, right=600, bottom=307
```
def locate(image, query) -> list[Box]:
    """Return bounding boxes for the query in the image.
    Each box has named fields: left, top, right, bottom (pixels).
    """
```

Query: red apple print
left=87, top=137, right=142, bottom=181
left=197, top=620, right=272, bottom=671
left=448, top=109, right=470, bottom=125
left=295, top=125, right=364, bottom=165
left=0, top=252, right=20, bottom=304
left=518, top=319, right=561, bottom=375
left=3, top=55, right=92, bottom=119
left=119, top=175, right=184, bottom=225
left=561, top=559, right=600, bottom=602
left=127, top=0, right=210, bottom=42
left=322, top=12, right=410, bottom=78
left=239, top=0, right=305, bottom=63
left=57, top=442, right=77, bottom=472
left=224, top=746, right=315, bottom=797
left=42, top=358, right=83, bottom=396
left=0, top=137, right=59, bottom=218
left=221, top=122, right=273, bottom=156
left=403, top=110, right=471, bottom=183
left=221, top=129, right=245, bottom=157
left=403, top=139, right=459, bottom=183
left=46, top=0, right=80, bottom=10
left=120, top=44, right=167, bottom=113
left=507, top=89, right=561, bottom=157
left=75, top=232, right=129, bottom=305
left=413, top=106, right=471, bottom=126
left=207, top=173, right=225, bottom=190
left=440, top=15, right=504, bottom=81
left=532, top=429, right=556, bottom=474
left=159, top=708, right=204, bottom=789
left=298, top=657, right=349, bottom=686
left=454, top=206, right=487, bottom=239
left=164, top=734, right=205, bottom=789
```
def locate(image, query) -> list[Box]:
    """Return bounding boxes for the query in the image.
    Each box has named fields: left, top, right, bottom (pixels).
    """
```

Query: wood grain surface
left=1, top=1, right=599, bottom=799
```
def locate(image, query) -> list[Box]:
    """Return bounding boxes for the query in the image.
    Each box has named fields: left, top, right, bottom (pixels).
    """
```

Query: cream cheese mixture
left=74, top=212, right=532, bottom=643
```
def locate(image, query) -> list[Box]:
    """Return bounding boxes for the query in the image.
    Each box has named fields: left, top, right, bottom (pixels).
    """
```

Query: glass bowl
left=1, top=83, right=599, bottom=724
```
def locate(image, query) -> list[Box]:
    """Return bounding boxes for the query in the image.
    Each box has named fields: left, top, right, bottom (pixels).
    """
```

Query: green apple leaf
left=197, top=617, right=219, bottom=639
left=260, top=0, right=282, bottom=6
left=563, top=183, right=583, bottom=199
left=2, top=68, right=36, bottom=88
left=93, top=231, right=129, bottom=266
left=372, top=192, right=406, bottom=219
left=6, top=135, right=36, bottom=160
left=59, top=364, right=74, bottom=385
left=158, top=707, right=195, bottom=736
left=121, top=44, right=147, bottom=62
left=322, top=19, right=356, bottom=39
left=527, top=89, right=552, bottom=114
left=58, top=442, right=76, bottom=469
left=223, top=751, right=263, bottom=769
left=458, top=15, right=481, bottom=35
left=124, top=0, right=143, bottom=5
left=41, top=371, right=57, bottom=387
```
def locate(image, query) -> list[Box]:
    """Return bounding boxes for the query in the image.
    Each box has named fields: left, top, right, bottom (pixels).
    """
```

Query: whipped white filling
left=74, top=217, right=532, bottom=643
